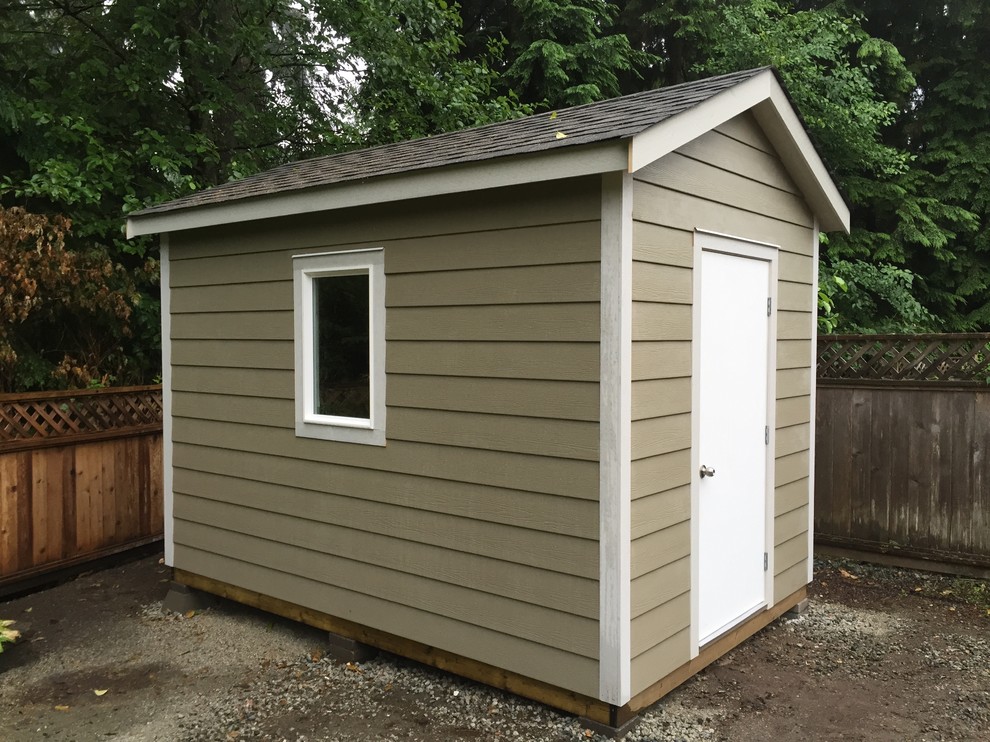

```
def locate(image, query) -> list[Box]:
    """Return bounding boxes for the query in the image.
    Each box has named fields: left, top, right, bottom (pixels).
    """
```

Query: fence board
left=815, top=348, right=990, bottom=569
left=0, top=386, right=163, bottom=593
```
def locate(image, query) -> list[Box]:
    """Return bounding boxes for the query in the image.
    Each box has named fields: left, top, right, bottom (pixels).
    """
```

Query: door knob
left=699, top=465, right=715, bottom=479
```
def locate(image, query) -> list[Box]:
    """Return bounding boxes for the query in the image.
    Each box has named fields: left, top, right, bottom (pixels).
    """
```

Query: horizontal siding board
left=172, top=282, right=290, bottom=313
left=775, top=422, right=811, bottom=458
left=778, top=310, right=813, bottom=341
left=632, top=263, right=692, bottom=304
left=172, top=367, right=294, bottom=399
left=175, top=492, right=597, bottom=582
left=387, top=264, right=599, bottom=307
left=174, top=392, right=292, bottom=428
left=630, top=485, right=689, bottom=540
left=631, top=557, right=689, bottom=618
left=170, top=178, right=602, bottom=260
left=632, top=303, right=692, bottom=342
left=777, top=340, right=811, bottom=370
left=774, top=532, right=808, bottom=575
left=777, top=368, right=811, bottom=399
left=631, top=449, right=690, bottom=500
left=173, top=339, right=292, bottom=370
left=387, top=408, right=599, bottom=461
left=779, top=280, right=812, bottom=311
left=630, top=591, right=690, bottom=657
left=173, top=460, right=599, bottom=539
left=774, top=558, right=809, bottom=603
left=169, top=222, right=601, bottom=286
left=775, top=477, right=809, bottom=517
left=174, top=516, right=599, bottom=648
left=387, top=341, right=599, bottom=381
left=632, top=342, right=691, bottom=381
left=632, top=378, right=692, bottom=421
left=171, top=311, right=292, bottom=340
left=715, top=112, right=774, bottom=153
left=631, top=521, right=690, bottom=579
left=388, top=375, right=599, bottom=422
left=633, top=182, right=814, bottom=257
left=172, top=422, right=600, bottom=500
left=631, top=223, right=693, bottom=267
left=173, top=546, right=600, bottom=696
left=630, top=627, right=690, bottom=697
left=676, top=130, right=800, bottom=195
left=774, top=504, right=808, bottom=547
left=779, top=252, right=813, bottom=285
left=631, top=414, right=690, bottom=461
left=635, top=154, right=814, bottom=228
left=777, top=395, right=812, bottom=428
left=776, top=450, right=810, bottom=488
left=386, top=303, right=599, bottom=342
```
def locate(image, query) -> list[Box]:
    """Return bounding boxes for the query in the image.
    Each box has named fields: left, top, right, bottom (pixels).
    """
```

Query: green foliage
left=0, top=620, right=20, bottom=653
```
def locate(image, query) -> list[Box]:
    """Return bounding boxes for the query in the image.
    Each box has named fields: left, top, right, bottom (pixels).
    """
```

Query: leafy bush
left=0, top=620, right=20, bottom=653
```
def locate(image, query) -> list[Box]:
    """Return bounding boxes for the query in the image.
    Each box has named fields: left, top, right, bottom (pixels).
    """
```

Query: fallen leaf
left=24, top=607, right=32, bottom=613
left=941, top=589, right=953, bottom=596
left=310, top=649, right=324, bottom=662
left=54, top=705, right=70, bottom=712
left=914, top=587, right=923, bottom=593
left=159, top=558, right=165, bottom=565
left=555, top=131, right=567, bottom=139
left=345, top=662, right=363, bottom=673
left=838, top=569, right=859, bottom=581
left=549, top=111, right=557, bottom=120
left=94, top=689, right=108, bottom=697
left=184, top=610, right=196, bottom=619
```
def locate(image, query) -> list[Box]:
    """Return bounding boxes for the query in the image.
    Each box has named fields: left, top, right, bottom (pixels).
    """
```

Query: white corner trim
left=292, top=249, right=386, bottom=446
left=599, top=170, right=633, bottom=705
left=629, top=71, right=774, bottom=172
left=753, top=86, right=851, bottom=233
left=159, top=233, right=174, bottom=567
left=127, top=143, right=629, bottom=238
left=808, top=218, right=820, bottom=583
left=689, top=236, right=703, bottom=659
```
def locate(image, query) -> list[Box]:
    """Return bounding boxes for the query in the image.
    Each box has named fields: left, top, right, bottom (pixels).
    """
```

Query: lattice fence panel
left=0, top=386, right=163, bottom=443
left=818, top=333, right=990, bottom=384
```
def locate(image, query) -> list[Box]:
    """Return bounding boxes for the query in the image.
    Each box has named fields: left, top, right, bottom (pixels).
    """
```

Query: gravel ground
left=1, top=554, right=988, bottom=741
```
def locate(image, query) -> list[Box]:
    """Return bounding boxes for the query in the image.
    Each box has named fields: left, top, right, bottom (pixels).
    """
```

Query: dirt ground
left=1, top=553, right=988, bottom=741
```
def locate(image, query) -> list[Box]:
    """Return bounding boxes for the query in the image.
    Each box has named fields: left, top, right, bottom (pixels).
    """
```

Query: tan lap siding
left=168, top=179, right=602, bottom=697
left=629, top=112, right=816, bottom=695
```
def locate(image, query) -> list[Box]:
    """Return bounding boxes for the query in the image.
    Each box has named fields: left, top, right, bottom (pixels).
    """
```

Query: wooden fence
left=0, top=385, right=163, bottom=593
left=815, top=334, right=990, bottom=572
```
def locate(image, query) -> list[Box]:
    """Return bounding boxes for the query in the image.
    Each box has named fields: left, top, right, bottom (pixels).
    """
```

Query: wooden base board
left=626, top=585, right=807, bottom=714
left=816, top=544, right=990, bottom=580
left=175, top=569, right=806, bottom=731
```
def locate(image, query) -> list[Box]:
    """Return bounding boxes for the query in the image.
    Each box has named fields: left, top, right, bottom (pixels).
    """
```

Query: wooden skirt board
left=174, top=568, right=806, bottom=728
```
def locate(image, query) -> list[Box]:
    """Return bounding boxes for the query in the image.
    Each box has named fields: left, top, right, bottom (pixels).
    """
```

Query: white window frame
left=293, top=248, right=386, bottom=446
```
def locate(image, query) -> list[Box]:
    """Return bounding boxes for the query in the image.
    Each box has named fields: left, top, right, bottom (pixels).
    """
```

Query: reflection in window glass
left=313, top=273, right=370, bottom=419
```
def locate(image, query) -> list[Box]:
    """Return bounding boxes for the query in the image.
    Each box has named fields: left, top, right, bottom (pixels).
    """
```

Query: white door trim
left=689, top=230, right=778, bottom=657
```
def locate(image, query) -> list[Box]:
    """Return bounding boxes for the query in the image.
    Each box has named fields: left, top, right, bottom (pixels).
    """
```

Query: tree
left=0, top=0, right=524, bottom=389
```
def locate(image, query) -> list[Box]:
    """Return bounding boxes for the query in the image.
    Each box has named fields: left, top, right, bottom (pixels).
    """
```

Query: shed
left=127, top=67, right=849, bottom=730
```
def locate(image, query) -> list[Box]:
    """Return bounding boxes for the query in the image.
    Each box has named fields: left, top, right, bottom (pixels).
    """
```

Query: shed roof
left=127, top=68, right=850, bottom=236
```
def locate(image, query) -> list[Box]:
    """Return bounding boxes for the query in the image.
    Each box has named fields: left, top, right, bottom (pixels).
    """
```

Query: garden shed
left=127, top=67, right=849, bottom=730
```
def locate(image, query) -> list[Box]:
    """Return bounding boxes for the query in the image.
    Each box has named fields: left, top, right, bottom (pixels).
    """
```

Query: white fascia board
left=126, top=142, right=629, bottom=238
left=629, top=69, right=851, bottom=234
left=599, top=170, right=633, bottom=705
left=159, top=233, right=174, bottom=567
left=752, top=85, right=850, bottom=233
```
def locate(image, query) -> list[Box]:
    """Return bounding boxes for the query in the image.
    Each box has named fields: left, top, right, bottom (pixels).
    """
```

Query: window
left=293, top=248, right=385, bottom=445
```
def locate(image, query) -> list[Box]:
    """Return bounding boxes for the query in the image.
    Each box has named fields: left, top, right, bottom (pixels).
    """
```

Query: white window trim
left=293, top=248, right=386, bottom=446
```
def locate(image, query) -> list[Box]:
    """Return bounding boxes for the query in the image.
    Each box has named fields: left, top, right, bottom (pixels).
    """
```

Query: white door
left=697, top=245, right=773, bottom=646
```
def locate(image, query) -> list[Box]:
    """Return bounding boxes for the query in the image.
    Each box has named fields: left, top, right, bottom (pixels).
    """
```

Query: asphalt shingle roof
left=132, top=68, right=769, bottom=218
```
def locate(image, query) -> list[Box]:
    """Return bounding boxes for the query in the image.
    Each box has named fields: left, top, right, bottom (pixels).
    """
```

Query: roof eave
left=628, top=69, right=850, bottom=234
left=126, top=140, right=630, bottom=238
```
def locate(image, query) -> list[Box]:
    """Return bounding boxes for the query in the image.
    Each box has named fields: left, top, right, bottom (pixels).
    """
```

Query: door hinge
left=764, top=552, right=769, bottom=571
left=767, top=297, right=772, bottom=316
left=765, top=425, right=769, bottom=445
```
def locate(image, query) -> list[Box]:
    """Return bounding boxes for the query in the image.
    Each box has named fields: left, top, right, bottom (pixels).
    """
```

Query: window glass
left=313, top=272, right=370, bottom=419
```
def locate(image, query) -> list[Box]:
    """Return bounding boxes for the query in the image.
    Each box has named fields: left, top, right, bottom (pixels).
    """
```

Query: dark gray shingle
left=132, top=68, right=768, bottom=218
